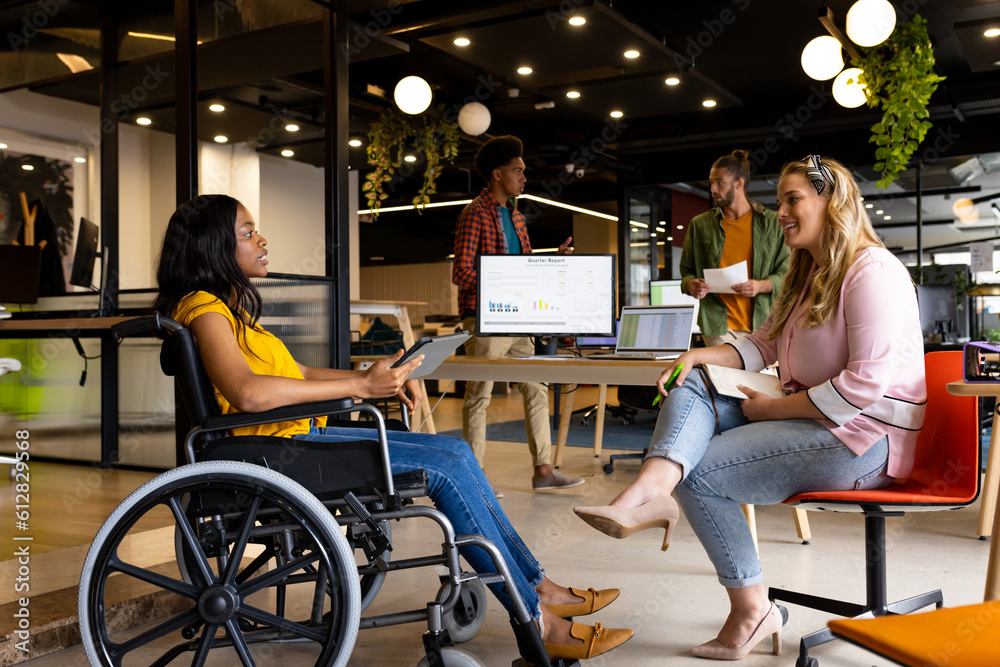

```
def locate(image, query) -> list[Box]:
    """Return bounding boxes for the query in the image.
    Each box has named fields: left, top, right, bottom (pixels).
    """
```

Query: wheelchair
left=77, top=314, right=563, bottom=667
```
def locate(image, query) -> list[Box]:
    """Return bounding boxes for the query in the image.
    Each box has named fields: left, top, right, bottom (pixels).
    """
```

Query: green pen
left=653, top=363, right=684, bottom=406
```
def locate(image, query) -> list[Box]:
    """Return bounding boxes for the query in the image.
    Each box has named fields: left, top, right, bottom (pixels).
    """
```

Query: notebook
left=587, top=304, right=697, bottom=360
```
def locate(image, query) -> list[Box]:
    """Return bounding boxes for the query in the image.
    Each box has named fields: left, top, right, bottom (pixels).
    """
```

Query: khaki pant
left=461, top=316, right=552, bottom=468
left=703, top=329, right=750, bottom=348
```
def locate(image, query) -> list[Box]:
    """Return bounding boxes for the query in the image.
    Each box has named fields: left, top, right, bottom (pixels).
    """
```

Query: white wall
left=259, top=153, right=326, bottom=275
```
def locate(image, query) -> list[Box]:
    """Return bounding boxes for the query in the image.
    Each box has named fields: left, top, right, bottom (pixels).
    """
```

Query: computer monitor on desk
left=0, top=244, right=43, bottom=306
left=476, top=253, right=617, bottom=337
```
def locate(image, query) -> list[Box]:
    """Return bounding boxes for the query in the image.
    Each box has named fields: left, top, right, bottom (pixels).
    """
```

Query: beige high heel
left=689, top=602, right=782, bottom=660
left=573, top=496, right=680, bottom=551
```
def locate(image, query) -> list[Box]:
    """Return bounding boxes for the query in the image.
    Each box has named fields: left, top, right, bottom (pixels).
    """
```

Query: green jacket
left=679, top=201, right=790, bottom=337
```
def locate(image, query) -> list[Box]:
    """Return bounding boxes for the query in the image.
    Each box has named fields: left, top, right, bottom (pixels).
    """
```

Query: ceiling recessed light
left=0, top=143, right=8, bottom=149
left=665, top=77, right=680, bottom=86
left=517, top=66, right=532, bottom=75
left=884, top=215, right=892, bottom=220
left=702, top=99, right=717, bottom=107
left=876, top=209, right=884, bottom=214
left=566, top=91, right=581, bottom=99
left=404, top=154, right=417, bottom=162
left=214, top=135, right=228, bottom=143
left=136, top=117, right=151, bottom=125
left=569, top=16, right=586, bottom=26
left=667, top=236, right=674, bottom=241
left=985, top=28, right=1000, bottom=38
left=285, top=124, right=300, bottom=132
left=624, top=49, right=640, bottom=58
left=209, top=103, right=225, bottom=112
left=281, top=149, right=294, bottom=157
left=454, top=37, right=470, bottom=46
left=348, top=138, right=363, bottom=147
left=74, top=157, right=87, bottom=163
left=676, top=225, right=683, bottom=230
left=866, top=203, right=874, bottom=208
left=21, top=164, right=34, bottom=171
left=610, top=110, right=624, bottom=118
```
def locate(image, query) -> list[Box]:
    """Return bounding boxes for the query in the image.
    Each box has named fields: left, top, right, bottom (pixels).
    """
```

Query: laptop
left=588, top=304, right=697, bottom=360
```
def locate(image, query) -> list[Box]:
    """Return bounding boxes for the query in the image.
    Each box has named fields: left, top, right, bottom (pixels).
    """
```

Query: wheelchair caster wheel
left=437, top=576, right=488, bottom=643
left=603, top=463, right=614, bottom=474
left=795, top=657, right=818, bottom=667
left=417, top=646, right=484, bottom=667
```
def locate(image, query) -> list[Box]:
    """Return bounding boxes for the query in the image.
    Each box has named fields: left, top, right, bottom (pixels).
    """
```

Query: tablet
left=390, top=331, right=471, bottom=378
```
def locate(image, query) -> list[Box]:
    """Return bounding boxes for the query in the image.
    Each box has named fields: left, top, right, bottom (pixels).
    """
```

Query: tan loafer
left=544, top=587, right=620, bottom=618
left=544, top=622, right=633, bottom=661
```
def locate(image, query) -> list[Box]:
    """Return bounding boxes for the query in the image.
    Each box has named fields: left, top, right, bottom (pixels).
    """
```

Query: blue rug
left=441, top=409, right=657, bottom=451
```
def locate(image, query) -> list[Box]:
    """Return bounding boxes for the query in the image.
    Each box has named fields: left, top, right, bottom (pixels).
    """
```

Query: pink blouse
left=732, top=247, right=927, bottom=478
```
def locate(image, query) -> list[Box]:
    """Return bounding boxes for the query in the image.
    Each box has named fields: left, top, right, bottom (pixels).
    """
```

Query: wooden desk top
left=0, top=316, right=129, bottom=334
left=947, top=380, right=1000, bottom=397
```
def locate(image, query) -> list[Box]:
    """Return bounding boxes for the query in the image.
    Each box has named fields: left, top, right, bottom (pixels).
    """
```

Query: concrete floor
left=19, top=389, right=993, bottom=666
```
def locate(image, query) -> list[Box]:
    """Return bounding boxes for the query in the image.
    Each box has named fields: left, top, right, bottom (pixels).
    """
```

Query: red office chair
left=769, top=351, right=980, bottom=667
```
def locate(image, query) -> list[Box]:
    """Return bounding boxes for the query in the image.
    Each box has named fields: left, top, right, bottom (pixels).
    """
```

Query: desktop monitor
left=476, top=253, right=616, bottom=337
left=69, top=217, right=101, bottom=289
left=916, top=285, right=959, bottom=339
left=0, top=245, right=43, bottom=304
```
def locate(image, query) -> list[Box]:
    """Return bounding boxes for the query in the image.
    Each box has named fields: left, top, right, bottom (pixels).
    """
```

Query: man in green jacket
left=680, top=150, right=790, bottom=347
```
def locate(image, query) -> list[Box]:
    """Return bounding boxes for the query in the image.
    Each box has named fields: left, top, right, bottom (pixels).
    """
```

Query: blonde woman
left=575, top=156, right=926, bottom=660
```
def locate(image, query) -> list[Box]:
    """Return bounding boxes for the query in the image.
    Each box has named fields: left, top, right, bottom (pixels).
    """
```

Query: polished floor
left=12, top=386, right=993, bottom=666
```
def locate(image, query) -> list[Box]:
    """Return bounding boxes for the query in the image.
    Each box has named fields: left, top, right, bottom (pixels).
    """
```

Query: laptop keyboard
left=587, top=352, right=676, bottom=360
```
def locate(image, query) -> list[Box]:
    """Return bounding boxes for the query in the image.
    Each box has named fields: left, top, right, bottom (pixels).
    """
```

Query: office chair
left=78, top=314, right=556, bottom=667
left=602, top=385, right=656, bottom=474
left=769, top=351, right=980, bottom=667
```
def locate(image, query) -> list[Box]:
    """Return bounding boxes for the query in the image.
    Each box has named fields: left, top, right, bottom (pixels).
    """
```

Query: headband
left=804, top=154, right=834, bottom=195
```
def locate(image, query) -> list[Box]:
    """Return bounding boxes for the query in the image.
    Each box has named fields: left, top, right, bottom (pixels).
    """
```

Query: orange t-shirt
left=718, top=210, right=753, bottom=332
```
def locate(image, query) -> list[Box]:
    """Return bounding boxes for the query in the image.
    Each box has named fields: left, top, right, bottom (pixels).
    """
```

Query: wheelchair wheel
left=416, top=646, right=485, bottom=667
left=79, top=461, right=360, bottom=667
left=436, top=576, right=488, bottom=644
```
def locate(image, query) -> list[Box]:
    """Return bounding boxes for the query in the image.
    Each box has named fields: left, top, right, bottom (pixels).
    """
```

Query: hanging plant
left=362, top=106, right=459, bottom=219
left=853, top=15, right=945, bottom=190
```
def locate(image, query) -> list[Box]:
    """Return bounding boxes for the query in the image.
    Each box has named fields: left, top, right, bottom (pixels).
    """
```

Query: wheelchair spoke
left=111, top=607, right=202, bottom=658
left=234, top=547, right=274, bottom=586
left=223, top=496, right=262, bottom=587
left=225, top=619, right=257, bottom=667
left=239, top=550, right=322, bottom=597
left=238, top=604, right=328, bottom=644
left=168, top=496, right=217, bottom=586
left=190, top=622, right=219, bottom=667
left=109, top=557, right=201, bottom=599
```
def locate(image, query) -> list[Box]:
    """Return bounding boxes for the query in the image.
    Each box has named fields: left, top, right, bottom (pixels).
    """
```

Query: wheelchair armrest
left=201, top=397, right=357, bottom=433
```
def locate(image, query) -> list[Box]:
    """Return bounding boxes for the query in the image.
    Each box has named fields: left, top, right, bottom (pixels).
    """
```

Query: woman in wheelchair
left=575, top=156, right=926, bottom=660
left=152, top=194, right=632, bottom=662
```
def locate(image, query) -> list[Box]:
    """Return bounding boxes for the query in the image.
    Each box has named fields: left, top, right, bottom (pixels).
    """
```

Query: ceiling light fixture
left=846, top=0, right=896, bottom=47
left=404, top=154, right=417, bottom=163
left=214, top=135, right=228, bottom=143
left=664, top=77, right=680, bottom=86
left=568, top=16, right=586, bottom=26
left=517, top=66, right=532, bottom=75
left=281, top=149, right=294, bottom=157
left=702, top=99, right=717, bottom=107
left=394, top=76, right=432, bottom=115
left=0, top=143, right=8, bottom=149
left=624, top=49, right=640, bottom=58
left=866, top=203, right=874, bottom=208
left=21, top=164, right=34, bottom=171
left=458, top=102, right=491, bottom=136
left=285, top=124, right=299, bottom=132
left=610, top=110, right=624, bottom=118
left=801, top=35, right=844, bottom=80
left=832, top=67, right=868, bottom=107
left=209, top=103, right=225, bottom=112
left=74, top=157, right=86, bottom=163
left=348, top=139, right=362, bottom=147
left=986, top=28, right=1000, bottom=38
left=566, top=91, right=581, bottom=99
left=883, top=215, right=891, bottom=220
left=953, top=198, right=978, bottom=223
left=876, top=209, right=884, bottom=214
left=454, top=37, right=470, bottom=46
left=136, top=117, right=151, bottom=125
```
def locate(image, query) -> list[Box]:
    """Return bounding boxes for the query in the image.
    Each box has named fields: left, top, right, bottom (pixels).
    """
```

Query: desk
left=0, top=317, right=128, bottom=464
left=947, top=380, right=1000, bottom=600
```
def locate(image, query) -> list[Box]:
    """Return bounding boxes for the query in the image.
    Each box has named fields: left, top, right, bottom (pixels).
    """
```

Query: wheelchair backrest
left=159, top=324, right=225, bottom=446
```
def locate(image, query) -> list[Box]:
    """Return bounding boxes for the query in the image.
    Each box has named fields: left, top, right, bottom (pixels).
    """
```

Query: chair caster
left=795, top=656, right=818, bottom=667
left=417, top=646, right=484, bottom=666
left=603, top=463, right=614, bottom=474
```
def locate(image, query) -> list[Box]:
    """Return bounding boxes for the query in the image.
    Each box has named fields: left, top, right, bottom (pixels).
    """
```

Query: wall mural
left=0, top=149, right=75, bottom=295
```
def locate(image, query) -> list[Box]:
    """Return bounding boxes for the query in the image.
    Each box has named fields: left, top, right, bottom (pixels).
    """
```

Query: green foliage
left=363, top=106, right=459, bottom=219
left=853, top=15, right=945, bottom=190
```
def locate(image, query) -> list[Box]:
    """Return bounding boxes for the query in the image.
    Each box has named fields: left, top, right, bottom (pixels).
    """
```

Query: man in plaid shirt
left=453, top=135, right=582, bottom=493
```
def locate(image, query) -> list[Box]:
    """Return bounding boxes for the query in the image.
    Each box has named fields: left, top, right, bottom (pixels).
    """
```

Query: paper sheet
left=703, top=261, right=748, bottom=294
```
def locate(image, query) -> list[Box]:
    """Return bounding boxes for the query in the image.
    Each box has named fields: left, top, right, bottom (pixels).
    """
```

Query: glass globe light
left=846, top=0, right=896, bottom=47
left=394, top=76, right=432, bottom=115
left=457, top=102, right=491, bottom=136
left=801, top=36, right=844, bottom=81
left=833, top=68, right=868, bottom=108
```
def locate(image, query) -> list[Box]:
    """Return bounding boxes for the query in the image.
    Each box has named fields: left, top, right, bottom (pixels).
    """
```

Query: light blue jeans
left=647, top=371, right=892, bottom=588
left=293, top=426, right=544, bottom=617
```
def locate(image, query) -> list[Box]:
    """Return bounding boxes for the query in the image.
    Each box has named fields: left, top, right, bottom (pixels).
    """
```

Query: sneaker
left=532, top=471, right=586, bottom=491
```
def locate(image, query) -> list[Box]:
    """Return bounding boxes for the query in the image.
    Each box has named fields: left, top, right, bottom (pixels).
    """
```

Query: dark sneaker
left=532, top=471, right=586, bottom=491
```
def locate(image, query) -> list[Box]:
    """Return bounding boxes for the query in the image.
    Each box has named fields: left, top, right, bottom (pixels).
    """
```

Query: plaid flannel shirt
left=452, top=188, right=533, bottom=313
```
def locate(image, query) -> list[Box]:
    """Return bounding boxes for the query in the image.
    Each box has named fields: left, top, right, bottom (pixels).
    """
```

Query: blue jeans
left=647, top=371, right=892, bottom=588
left=293, top=426, right=544, bottom=618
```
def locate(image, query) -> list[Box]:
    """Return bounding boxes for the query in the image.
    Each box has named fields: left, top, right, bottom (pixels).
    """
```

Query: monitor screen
left=916, top=285, right=958, bottom=336
left=476, top=253, right=616, bottom=337
left=69, top=217, right=100, bottom=288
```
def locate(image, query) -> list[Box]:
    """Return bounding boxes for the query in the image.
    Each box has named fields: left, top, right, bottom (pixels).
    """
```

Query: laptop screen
left=616, top=305, right=695, bottom=354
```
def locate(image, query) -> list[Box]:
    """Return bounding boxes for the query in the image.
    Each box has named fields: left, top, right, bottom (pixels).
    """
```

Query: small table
left=946, top=380, right=1000, bottom=600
